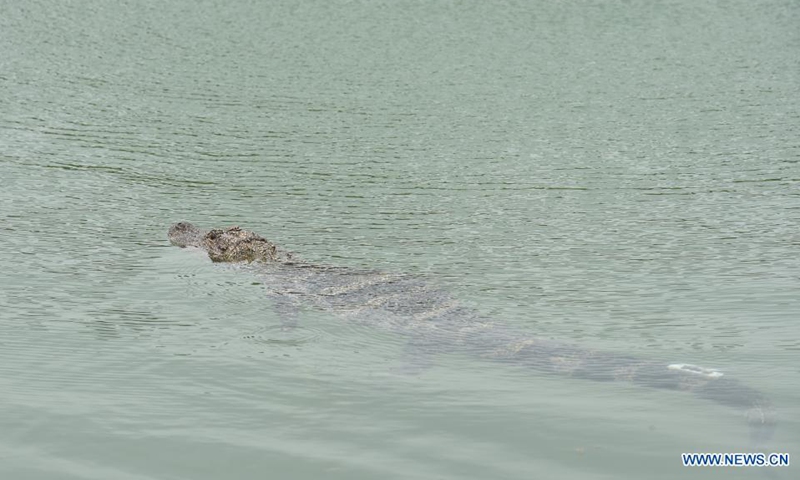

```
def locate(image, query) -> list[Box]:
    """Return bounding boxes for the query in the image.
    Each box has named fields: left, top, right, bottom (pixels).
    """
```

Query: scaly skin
left=168, top=222, right=295, bottom=263
left=168, top=222, right=777, bottom=446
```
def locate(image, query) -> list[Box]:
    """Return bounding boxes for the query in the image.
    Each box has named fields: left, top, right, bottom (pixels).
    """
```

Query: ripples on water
left=1, top=0, right=799, bottom=479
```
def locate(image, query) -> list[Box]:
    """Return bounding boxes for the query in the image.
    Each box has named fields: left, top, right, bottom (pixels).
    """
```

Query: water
left=1, top=0, right=798, bottom=478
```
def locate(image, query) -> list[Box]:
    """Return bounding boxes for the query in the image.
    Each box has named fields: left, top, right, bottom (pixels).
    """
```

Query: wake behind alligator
left=168, top=222, right=776, bottom=446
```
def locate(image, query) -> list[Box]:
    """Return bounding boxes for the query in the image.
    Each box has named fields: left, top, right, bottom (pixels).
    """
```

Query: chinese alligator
left=168, top=222, right=776, bottom=446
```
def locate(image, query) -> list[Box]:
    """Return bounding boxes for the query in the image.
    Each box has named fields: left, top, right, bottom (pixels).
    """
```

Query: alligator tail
left=490, top=340, right=778, bottom=448
left=691, top=375, right=778, bottom=449
left=627, top=362, right=777, bottom=448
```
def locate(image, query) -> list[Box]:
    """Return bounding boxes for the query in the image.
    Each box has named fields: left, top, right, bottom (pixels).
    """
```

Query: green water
left=1, top=0, right=798, bottom=478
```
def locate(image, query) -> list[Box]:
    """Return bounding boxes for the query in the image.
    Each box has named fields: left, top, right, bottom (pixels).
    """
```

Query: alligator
left=168, top=222, right=777, bottom=446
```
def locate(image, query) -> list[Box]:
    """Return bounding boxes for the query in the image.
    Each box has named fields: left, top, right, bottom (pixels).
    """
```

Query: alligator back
left=168, top=222, right=777, bottom=447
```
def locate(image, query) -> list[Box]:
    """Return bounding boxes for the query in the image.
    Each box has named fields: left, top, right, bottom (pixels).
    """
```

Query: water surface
left=1, top=0, right=798, bottom=478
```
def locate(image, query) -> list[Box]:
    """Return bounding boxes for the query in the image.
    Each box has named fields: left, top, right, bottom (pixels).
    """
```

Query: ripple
left=2, top=0, right=799, bottom=477
left=240, top=323, right=322, bottom=347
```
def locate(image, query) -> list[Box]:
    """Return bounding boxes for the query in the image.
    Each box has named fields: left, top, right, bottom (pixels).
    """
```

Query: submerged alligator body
left=168, top=222, right=776, bottom=445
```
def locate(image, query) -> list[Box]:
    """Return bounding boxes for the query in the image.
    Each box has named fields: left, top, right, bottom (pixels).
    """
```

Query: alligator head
left=168, top=222, right=292, bottom=263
